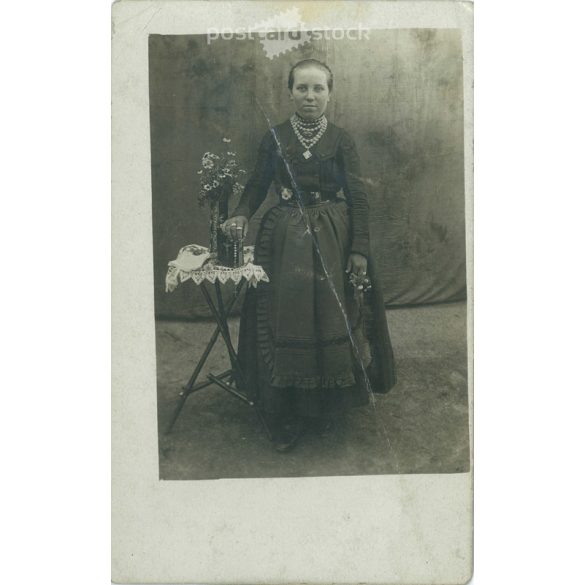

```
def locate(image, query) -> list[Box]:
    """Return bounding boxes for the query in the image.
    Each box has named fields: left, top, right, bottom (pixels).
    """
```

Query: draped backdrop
left=149, top=29, right=466, bottom=319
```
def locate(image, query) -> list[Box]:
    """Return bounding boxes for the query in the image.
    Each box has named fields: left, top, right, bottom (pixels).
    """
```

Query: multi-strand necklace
left=290, top=113, right=328, bottom=159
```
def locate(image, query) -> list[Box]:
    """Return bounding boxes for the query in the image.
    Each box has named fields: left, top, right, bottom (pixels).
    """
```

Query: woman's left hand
left=346, top=253, right=368, bottom=277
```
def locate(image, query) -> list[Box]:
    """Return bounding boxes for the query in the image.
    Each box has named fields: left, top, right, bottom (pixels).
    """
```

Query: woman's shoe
left=273, top=418, right=305, bottom=453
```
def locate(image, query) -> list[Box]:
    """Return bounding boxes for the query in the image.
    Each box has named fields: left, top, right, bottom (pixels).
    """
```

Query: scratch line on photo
left=254, top=97, right=398, bottom=467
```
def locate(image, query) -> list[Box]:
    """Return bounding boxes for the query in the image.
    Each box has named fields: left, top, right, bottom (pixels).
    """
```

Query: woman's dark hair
left=288, top=59, right=333, bottom=92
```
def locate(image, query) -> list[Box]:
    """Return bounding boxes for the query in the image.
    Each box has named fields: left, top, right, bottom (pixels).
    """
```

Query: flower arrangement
left=197, top=138, right=246, bottom=207
left=196, top=137, right=247, bottom=259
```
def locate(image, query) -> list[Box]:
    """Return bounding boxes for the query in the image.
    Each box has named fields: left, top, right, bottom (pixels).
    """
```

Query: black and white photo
left=112, top=2, right=473, bottom=583
left=151, top=26, right=469, bottom=479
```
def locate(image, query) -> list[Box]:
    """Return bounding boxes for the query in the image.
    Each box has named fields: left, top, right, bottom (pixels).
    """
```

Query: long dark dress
left=234, top=119, right=396, bottom=419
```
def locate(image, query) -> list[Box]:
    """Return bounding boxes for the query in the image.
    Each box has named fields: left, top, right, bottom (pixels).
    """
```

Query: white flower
left=197, top=170, right=203, bottom=175
left=203, top=160, right=213, bottom=169
left=212, top=180, right=219, bottom=188
left=227, top=151, right=235, bottom=156
left=222, top=137, right=232, bottom=143
left=281, top=189, right=292, bottom=200
left=203, top=184, right=212, bottom=191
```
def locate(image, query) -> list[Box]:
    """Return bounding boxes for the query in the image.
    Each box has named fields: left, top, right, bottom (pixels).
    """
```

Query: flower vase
left=209, top=200, right=219, bottom=257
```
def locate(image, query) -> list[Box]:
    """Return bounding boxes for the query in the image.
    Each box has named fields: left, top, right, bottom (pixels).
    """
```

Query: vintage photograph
left=113, top=2, right=473, bottom=582
left=150, top=25, right=470, bottom=480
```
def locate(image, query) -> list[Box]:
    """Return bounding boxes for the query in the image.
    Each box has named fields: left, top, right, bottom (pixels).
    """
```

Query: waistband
left=278, top=187, right=340, bottom=207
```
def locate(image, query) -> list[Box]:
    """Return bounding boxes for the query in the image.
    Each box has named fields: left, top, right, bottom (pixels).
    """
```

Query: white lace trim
left=165, top=244, right=269, bottom=292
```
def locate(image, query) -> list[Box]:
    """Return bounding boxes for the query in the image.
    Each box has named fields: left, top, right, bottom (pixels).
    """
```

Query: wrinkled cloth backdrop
left=149, top=29, right=466, bottom=318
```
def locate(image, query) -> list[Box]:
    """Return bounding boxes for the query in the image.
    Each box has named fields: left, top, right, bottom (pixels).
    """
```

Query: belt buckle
left=309, top=191, right=321, bottom=204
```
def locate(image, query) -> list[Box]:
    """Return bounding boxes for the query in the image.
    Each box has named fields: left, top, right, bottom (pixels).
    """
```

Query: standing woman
left=225, top=59, right=396, bottom=452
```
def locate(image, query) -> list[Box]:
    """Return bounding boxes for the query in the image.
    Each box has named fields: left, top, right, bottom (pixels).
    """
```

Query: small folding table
left=164, top=244, right=271, bottom=436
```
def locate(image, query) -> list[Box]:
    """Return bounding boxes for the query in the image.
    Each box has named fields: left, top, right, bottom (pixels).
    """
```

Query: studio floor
left=156, top=301, right=471, bottom=480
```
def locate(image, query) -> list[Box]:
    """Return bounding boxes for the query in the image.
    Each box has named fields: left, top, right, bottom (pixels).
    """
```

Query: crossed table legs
left=165, top=279, right=271, bottom=439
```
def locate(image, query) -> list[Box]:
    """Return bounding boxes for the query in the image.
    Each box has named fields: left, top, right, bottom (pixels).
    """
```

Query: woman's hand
left=346, top=252, right=368, bottom=277
left=222, top=215, right=249, bottom=241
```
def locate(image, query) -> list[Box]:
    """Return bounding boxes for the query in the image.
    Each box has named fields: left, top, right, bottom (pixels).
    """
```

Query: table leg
left=214, top=280, right=233, bottom=348
left=203, top=282, right=272, bottom=441
left=207, top=372, right=251, bottom=404
left=200, top=282, right=246, bottom=390
left=255, top=409, right=273, bottom=441
left=211, top=281, right=273, bottom=439
left=165, top=280, right=245, bottom=434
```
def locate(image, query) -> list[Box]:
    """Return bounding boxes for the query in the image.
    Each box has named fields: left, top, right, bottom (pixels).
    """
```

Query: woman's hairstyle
left=288, top=59, right=333, bottom=92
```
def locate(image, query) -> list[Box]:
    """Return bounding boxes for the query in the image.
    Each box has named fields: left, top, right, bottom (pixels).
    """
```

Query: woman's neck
left=294, top=112, right=325, bottom=124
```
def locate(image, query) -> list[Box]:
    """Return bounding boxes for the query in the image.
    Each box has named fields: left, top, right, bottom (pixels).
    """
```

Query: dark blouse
left=233, top=120, right=371, bottom=258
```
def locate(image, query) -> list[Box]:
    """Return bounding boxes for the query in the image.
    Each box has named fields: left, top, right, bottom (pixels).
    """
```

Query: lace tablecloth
left=165, top=244, right=269, bottom=293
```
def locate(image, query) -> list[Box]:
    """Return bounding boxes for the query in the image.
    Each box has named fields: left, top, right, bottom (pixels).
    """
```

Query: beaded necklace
left=290, top=113, right=328, bottom=159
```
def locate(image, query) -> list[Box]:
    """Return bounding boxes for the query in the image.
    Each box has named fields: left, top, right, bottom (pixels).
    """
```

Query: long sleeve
left=339, top=130, right=370, bottom=258
left=232, top=130, right=275, bottom=219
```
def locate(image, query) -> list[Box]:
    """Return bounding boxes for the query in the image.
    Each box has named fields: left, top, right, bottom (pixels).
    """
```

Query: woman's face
left=289, top=66, right=331, bottom=120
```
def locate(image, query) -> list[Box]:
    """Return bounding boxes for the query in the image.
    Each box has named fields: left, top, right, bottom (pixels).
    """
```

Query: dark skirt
left=238, top=200, right=397, bottom=419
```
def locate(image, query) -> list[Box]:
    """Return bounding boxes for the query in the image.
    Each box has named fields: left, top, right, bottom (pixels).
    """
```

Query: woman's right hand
left=222, top=215, right=249, bottom=241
